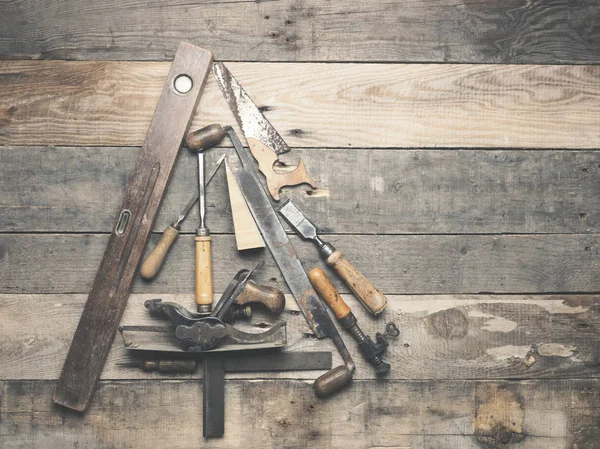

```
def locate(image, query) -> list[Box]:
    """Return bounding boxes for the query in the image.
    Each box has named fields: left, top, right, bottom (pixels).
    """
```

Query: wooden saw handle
left=139, top=224, right=180, bottom=280
left=247, top=137, right=317, bottom=201
left=326, top=250, right=387, bottom=315
left=236, top=281, right=285, bottom=314
left=195, top=235, right=213, bottom=310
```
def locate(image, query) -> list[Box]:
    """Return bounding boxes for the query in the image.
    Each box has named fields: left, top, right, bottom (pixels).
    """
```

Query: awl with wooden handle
left=139, top=154, right=226, bottom=280
left=278, top=199, right=388, bottom=315
left=185, top=124, right=228, bottom=313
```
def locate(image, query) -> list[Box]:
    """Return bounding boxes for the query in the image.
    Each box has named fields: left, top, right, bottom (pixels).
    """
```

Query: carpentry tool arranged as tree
left=54, top=48, right=397, bottom=433
left=53, top=42, right=214, bottom=412
left=309, top=268, right=399, bottom=375
left=213, top=62, right=317, bottom=200
left=279, top=200, right=388, bottom=315
left=224, top=126, right=356, bottom=396
left=144, top=260, right=286, bottom=352
left=139, top=154, right=226, bottom=280
left=118, top=353, right=331, bottom=375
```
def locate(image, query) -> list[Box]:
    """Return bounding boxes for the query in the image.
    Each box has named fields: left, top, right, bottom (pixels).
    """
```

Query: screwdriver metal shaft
left=139, top=155, right=225, bottom=281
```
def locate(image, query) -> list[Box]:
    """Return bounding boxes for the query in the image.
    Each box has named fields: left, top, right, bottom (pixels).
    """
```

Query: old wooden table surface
left=1, top=1, right=599, bottom=448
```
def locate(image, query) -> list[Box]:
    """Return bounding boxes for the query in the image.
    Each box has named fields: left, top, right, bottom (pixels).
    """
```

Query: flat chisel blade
left=212, top=62, right=290, bottom=155
left=278, top=199, right=318, bottom=240
left=224, top=128, right=330, bottom=339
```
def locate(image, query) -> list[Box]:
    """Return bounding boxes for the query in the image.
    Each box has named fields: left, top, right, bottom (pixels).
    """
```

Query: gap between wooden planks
left=2, top=233, right=599, bottom=295
left=2, top=146, right=599, bottom=235
left=1, top=62, right=599, bottom=148
left=1, top=379, right=597, bottom=448
left=1, top=293, right=597, bottom=381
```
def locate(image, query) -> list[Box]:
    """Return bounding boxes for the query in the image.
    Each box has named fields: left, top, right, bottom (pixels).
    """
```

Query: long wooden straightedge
left=53, top=42, right=213, bottom=412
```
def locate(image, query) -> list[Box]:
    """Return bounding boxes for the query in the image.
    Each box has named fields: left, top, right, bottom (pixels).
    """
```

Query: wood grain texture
left=1, top=379, right=598, bottom=448
left=1, top=233, right=599, bottom=295
left=2, top=293, right=597, bottom=381
left=2, top=147, right=599, bottom=235
left=2, top=62, right=600, bottom=148
left=225, top=160, right=265, bottom=250
left=1, top=0, right=599, bottom=64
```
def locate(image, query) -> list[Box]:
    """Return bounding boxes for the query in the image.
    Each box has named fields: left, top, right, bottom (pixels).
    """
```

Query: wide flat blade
left=212, top=62, right=290, bottom=155
left=225, top=128, right=332, bottom=339
left=278, top=199, right=318, bottom=240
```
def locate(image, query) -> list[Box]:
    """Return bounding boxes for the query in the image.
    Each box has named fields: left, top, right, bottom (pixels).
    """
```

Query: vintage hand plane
left=121, top=260, right=287, bottom=353
left=120, top=260, right=332, bottom=439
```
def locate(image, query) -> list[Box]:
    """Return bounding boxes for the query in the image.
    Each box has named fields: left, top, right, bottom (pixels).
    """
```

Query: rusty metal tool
left=309, top=268, right=399, bottom=375
left=119, top=352, right=332, bottom=438
left=139, top=154, right=226, bottom=280
left=184, top=124, right=229, bottom=313
left=53, top=42, right=213, bottom=412
left=146, top=297, right=286, bottom=351
left=213, top=62, right=317, bottom=200
left=126, top=259, right=322, bottom=439
left=224, top=126, right=354, bottom=396
left=279, top=199, right=388, bottom=315
left=145, top=260, right=285, bottom=351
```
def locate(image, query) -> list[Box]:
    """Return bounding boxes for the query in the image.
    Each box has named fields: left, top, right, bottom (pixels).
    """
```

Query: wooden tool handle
left=325, top=250, right=388, bottom=315
left=308, top=267, right=351, bottom=320
left=195, top=235, right=213, bottom=309
left=235, top=281, right=285, bottom=314
left=185, top=124, right=225, bottom=151
left=139, top=225, right=180, bottom=280
left=313, top=365, right=353, bottom=397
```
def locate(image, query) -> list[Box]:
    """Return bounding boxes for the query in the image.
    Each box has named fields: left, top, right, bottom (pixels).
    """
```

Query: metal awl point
left=173, top=154, right=225, bottom=229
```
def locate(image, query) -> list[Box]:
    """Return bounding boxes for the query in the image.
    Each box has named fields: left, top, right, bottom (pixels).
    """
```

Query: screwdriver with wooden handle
left=186, top=124, right=228, bottom=313
left=278, top=199, right=388, bottom=315
left=139, top=154, right=226, bottom=280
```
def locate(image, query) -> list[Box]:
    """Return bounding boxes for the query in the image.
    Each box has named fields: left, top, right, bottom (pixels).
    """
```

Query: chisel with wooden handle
left=139, top=154, right=225, bottom=280
left=278, top=199, right=388, bottom=315
left=185, top=124, right=228, bottom=313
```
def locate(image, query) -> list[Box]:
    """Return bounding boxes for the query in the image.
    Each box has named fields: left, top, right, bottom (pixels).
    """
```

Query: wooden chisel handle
left=325, top=250, right=387, bottom=315
left=139, top=224, right=180, bottom=280
left=235, top=281, right=285, bottom=314
left=195, top=234, right=213, bottom=311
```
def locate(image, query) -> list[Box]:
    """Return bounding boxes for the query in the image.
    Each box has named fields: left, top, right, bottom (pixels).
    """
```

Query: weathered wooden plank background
left=2, top=62, right=600, bottom=148
left=1, top=0, right=599, bottom=63
left=1, top=0, right=599, bottom=448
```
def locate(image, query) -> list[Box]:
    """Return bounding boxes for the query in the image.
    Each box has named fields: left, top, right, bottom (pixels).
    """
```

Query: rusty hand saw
left=213, top=62, right=316, bottom=200
left=53, top=42, right=214, bottom=412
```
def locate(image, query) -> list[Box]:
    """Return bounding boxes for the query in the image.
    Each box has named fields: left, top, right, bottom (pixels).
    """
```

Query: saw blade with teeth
left=212, top=62, right=290, bottom=156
